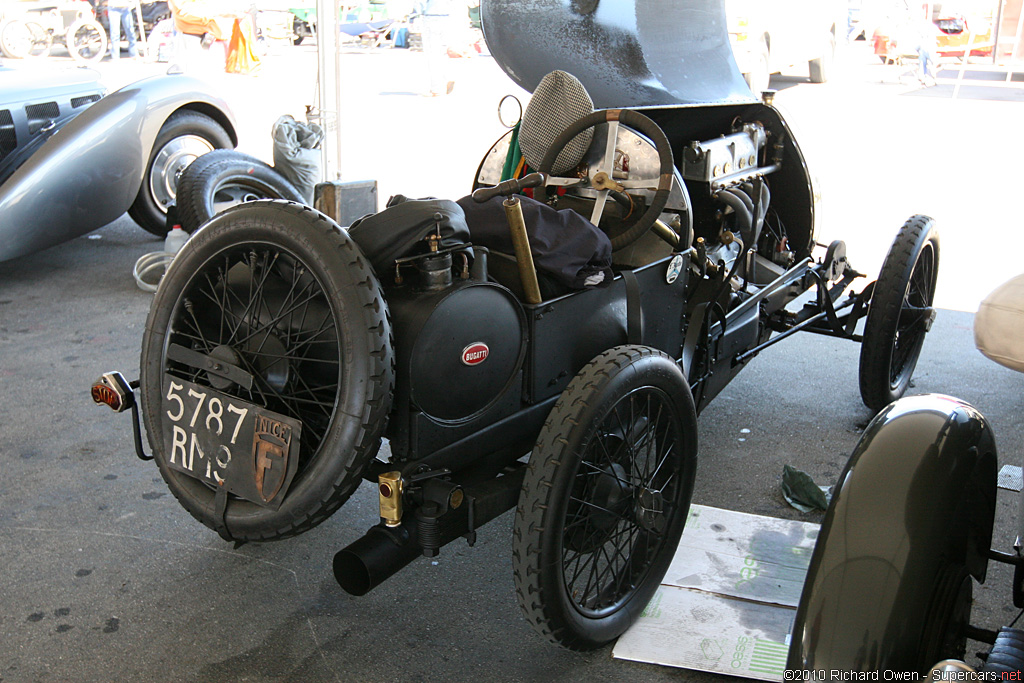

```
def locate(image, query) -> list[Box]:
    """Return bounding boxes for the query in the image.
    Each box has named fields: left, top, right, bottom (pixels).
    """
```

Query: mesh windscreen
left=518, top=71, right=594, bottom=176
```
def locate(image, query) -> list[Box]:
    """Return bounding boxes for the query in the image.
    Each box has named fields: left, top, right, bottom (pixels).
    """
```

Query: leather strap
left=622, top=269, right=643, bottom=345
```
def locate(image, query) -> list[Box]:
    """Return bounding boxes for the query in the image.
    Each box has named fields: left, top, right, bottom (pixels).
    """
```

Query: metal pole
left=502, top=197, right=542, bottom=305
left=132, top=0, right=147, bottom=59
left=316, top=0, right=341, bottom=180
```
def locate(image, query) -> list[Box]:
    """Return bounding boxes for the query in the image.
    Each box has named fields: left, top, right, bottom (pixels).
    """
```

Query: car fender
left=481, top=0, right=755, bottom=107
left=788, top=394, right=997, bottom=672
left=0, top=74, right=237, bottom=262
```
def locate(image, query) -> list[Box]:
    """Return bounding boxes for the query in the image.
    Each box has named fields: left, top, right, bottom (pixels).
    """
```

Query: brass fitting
left=378, top=471, right=404, bottom=527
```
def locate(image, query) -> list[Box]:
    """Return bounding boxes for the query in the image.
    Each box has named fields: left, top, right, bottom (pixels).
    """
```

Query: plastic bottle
left=164, top=226, right=189, bottom=254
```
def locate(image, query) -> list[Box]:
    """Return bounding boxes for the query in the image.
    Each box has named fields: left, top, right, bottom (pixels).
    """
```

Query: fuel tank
left=387, top=279, right=526, bottom=424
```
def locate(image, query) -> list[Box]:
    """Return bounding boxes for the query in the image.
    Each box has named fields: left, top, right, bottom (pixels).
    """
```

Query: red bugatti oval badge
left=461, top=342, right=490, bottom=366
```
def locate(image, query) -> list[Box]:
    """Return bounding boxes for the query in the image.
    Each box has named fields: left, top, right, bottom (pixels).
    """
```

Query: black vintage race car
left=93, top=0, right=939, bottom=650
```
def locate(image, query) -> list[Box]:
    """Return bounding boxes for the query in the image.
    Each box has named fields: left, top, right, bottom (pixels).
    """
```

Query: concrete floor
left=2, top=40, right=1024, bottom=682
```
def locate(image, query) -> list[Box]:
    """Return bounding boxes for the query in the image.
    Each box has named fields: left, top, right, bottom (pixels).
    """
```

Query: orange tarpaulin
left=167, top=0, right=236, bottom=40
left=225, top=16, right=261, bottom=74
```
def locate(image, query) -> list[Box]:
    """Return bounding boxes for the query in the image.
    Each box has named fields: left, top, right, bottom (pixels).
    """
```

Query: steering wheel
left=535, top=109, right=675, bottom=250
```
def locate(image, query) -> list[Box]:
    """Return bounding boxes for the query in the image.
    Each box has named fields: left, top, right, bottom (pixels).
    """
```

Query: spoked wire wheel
left=859, top=215, right=939, bottom=412
left=514, top=346, right=697, bottom=649
left=141, top=201, right=394, bottom=541
left=0, top=20, right=51, bottom=58
left=66, top=19, right=107, bottom=64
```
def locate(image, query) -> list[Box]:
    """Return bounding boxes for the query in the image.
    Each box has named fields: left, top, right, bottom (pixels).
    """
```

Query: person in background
left=106, top=0, right=138, bottom=60
left=167, top=0, right=240, bottom=45
left=913, top=17, right=940, bottom=86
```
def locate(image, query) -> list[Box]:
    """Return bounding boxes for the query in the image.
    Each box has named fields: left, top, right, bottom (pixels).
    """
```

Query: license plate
left=161, top=375, right=302, bottom=510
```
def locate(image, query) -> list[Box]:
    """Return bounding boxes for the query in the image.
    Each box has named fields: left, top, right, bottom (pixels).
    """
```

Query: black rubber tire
left=176, top=151, right=304, bottom=233
left=513, top=345, right=698, bottom=650
left=141, top=201, right=395, bottom=541
left=982, top=628, right=1024, bottom=673
left=918, top=564, right=972, bottom=669
left=129, top=110, right=233, bottom=236
left=172, top=148, right=250, bottom=214
left=859, top=215, right=939, bottom=412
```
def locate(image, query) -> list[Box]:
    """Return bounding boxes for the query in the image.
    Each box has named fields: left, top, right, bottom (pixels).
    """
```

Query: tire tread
left=142, top=201, right=395, bottom=542
left=513, top=345, right=689, bottom=650
left=859, top=214, right=938, bottom=412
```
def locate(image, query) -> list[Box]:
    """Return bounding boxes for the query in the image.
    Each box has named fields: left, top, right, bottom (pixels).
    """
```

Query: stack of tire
left=173, top=149, right=305, bottom=233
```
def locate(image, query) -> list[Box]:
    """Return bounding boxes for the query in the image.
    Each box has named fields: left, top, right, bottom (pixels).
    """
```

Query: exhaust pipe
left=333, top=524, right=421, bottom=596
left=333, top=465, right=528, bottom=596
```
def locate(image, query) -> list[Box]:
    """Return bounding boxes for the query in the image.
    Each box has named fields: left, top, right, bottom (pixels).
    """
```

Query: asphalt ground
left=2, top=39, right=1024, bottom=682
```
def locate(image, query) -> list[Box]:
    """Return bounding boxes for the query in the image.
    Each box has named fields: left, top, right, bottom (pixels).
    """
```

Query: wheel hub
left=207, top=345, right=241, bottom=390
left=149, top=135, right=215, bottom=212
left=246, top=332, right=290, bottom=392
left=636, top=488, right=666, bottom=533
left=565, top=462, right=632, bottom=553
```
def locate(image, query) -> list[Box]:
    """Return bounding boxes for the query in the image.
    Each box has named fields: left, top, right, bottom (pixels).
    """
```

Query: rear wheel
left=859, top=215, right=939, bottom=412
left=513, top=346, right=697, bottom=649
left=141, top=201, right=394, bottom=541
left=66, top=19, right=107, bottom=63
left=0, top=20, right=51, bottom=59
left=129, top=110, right=233, bottom=236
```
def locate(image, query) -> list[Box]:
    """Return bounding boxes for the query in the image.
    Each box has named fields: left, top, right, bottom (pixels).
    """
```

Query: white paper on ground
left=613, top=504, right=821, bottom=681
left=998, top=464, right=1023, bottom=492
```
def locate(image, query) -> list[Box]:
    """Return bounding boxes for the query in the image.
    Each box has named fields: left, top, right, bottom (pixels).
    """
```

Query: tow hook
left=91, top=371, right=153, bottom=461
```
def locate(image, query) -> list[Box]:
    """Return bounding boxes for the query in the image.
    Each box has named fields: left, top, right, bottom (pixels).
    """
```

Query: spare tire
left=129, top=110, right=233, bottom=236
left=176, top=151, right=305, bottom=232
left=141, top=201, right=395, bottom=541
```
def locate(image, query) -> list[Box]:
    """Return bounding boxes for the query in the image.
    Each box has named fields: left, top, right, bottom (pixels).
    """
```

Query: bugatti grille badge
left=462, top=342, right=490, bottom=366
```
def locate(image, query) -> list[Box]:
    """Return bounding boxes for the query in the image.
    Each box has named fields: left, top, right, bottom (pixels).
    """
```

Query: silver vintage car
left=0, top=63, right=237, bottom=262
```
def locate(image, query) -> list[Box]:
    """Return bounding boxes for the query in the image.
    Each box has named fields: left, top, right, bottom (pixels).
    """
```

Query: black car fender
left=0, top=74, right=236, bottom=262
left=788, top=394, right=997, bottom=672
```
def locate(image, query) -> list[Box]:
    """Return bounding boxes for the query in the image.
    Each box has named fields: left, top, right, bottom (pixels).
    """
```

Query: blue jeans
left=108, top=7, right=138, bottom=59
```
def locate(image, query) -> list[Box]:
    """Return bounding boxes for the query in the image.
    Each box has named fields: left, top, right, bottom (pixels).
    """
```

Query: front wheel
left=141, top=201, right=395, bottom=541
left=918, top=564, right=972, bottom=669
left=513, top=346, right=698, bottom=650
left=859, top=215, right=939, bottom=412
left=129, top=110, right=233, bottom=236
